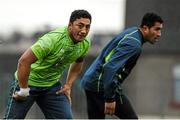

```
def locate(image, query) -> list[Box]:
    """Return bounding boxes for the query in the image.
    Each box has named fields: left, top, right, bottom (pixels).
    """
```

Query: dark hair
left=140, top=12, right=163, bottom=28
left=69, top=9, right=92, bottom=23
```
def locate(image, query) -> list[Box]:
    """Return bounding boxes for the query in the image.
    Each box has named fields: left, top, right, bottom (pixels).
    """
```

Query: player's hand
left=104, top=101, right=116, bottom=115
left=13, top=88, right=30, bottom=102
left=56, top=84, right=72, bottom=105
left=13, top=92, right=27, bottom=102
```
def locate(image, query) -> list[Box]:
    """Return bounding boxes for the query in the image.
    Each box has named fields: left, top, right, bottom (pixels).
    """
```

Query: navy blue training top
left=81, top=27, right=145, bottom=102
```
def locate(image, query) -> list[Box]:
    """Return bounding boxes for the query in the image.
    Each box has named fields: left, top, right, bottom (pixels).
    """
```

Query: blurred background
left=0, top=0, right=180, bottom=119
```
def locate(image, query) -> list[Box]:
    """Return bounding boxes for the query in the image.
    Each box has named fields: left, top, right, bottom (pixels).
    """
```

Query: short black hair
left=140, top=12, right=163, bottom=28
left=69, top=9, right=92, bottom=23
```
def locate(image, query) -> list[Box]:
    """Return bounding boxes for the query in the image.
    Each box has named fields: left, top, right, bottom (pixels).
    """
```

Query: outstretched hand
left=56, top=84, right=72, bottom=105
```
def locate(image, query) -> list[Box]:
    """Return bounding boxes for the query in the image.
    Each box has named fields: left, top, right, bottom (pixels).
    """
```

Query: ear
left=68, top=23, right=72, bottom=31
left=68, top=22, right=73, bottom=27
left=143, top=25, right=149, bottom=34
left=68, top=22, right=73, bottom=31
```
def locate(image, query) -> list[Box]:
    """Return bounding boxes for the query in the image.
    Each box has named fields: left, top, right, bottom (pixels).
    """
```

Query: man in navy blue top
left=81, top=13, right=164, bottom=119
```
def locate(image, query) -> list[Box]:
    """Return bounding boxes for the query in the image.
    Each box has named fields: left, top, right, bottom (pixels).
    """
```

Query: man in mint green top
left=4, top=9, right=92, bottom=119
left=23, top=26, right=90, bottom=87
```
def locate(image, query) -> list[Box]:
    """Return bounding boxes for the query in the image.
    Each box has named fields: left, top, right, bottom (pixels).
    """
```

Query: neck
left=139, top=27, right=145, bottom=37
left=68, top=29, right=78, bottom=44
left=138, top=27, right=147, bottom=44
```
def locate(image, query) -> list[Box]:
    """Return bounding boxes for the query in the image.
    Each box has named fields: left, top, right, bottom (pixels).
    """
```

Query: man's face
left=144, top=22, right=163, bottom=44
left=68, top=18, right=91, bottom=43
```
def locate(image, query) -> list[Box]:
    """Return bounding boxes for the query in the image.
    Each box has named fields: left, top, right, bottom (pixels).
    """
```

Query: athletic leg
left=114, top=94, right=138, bottom=119
left=36, top=82, right=73, bottom=119
left=85, top=90, right=105, bottom=119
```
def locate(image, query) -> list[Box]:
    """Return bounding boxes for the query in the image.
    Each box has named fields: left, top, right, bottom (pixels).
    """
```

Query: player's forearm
left=66, top=62, right=83, bottom=87
left=17, top=48, right=37, bottom=88
left=17, top=59, right=31, bottom=88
